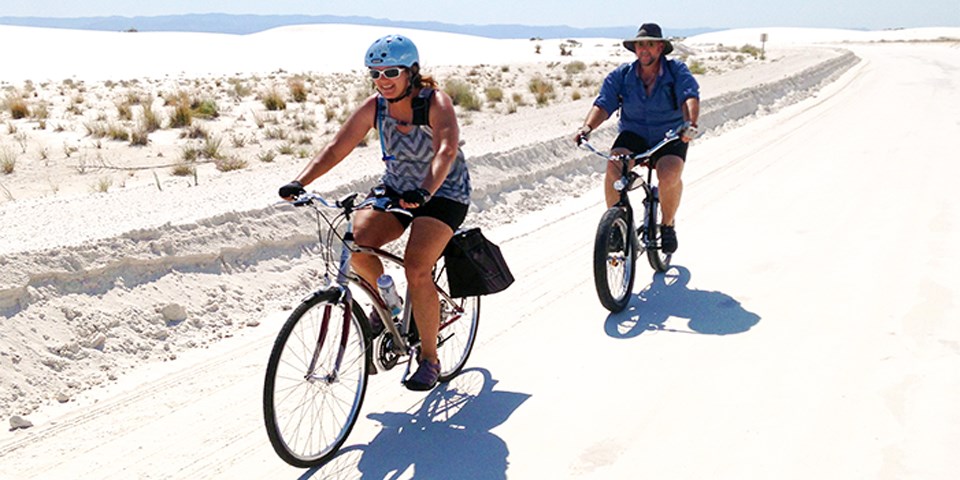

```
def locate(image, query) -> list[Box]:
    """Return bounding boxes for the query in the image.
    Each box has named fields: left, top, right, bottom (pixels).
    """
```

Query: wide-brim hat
left=622, top=23, right=673, bottom=56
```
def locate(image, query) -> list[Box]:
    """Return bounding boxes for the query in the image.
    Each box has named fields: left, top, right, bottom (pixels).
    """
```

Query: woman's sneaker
left=404, top=358, right=441, bottom=391
left=367, top=309, right=385, bottom=337
left=660, top=225, right=678, bottom=254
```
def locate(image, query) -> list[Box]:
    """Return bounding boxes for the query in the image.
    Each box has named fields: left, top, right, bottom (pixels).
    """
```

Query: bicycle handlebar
left=289, top=191, right=413, bottom=217
left=579, top=127, right=684, bottom=164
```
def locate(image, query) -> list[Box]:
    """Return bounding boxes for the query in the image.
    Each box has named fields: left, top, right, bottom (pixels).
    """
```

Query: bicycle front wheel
left=263, top=289, right=371, bottom=468
left=433, top=260, right=480, bottom=382
left=594, top=206, right=637, bottom=312
left=644, top=191, right=670, bottom=272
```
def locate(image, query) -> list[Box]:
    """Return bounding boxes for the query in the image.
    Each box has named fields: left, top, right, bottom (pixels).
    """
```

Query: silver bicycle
left=262, top=191, right=481, bottom=467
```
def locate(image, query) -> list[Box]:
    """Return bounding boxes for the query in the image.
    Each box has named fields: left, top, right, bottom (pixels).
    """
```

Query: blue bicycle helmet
left=364, top=34, right=419, bottom=68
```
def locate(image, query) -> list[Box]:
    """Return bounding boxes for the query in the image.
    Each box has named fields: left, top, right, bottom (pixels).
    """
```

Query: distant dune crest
left=0, top=12, right=717, bottom=38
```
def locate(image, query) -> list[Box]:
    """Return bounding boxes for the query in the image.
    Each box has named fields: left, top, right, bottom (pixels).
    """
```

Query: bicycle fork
left=304, top=288, right=354, bottom=385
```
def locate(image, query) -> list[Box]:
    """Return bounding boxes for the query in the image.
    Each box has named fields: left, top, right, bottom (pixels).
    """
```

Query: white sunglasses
left=369, top=67, right=403, bottom=80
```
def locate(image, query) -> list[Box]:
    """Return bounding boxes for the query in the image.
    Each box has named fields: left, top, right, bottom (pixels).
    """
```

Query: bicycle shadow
left=604, top=265, right=761, bottom=338
left=302, top=367, right=530, bottom=479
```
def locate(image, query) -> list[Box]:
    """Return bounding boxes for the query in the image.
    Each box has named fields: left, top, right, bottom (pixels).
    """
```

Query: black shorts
left=372, top=186, right=469, bottom=231
left=612, top=130, right=688, bottom=166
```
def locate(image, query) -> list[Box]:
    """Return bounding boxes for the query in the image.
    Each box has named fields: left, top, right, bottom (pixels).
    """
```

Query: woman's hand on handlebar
left=399, top=188, right=431, bottom=209
left=278, top=180, right=306, bottom=200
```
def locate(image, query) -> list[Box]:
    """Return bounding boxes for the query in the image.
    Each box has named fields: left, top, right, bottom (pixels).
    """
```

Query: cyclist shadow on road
left=305, top=367, right=530, bottom=480
left=604, top=265, right=760, bottom=338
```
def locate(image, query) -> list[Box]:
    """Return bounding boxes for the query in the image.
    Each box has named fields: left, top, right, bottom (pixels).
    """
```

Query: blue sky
left=0, top=0, right=957, bottom=30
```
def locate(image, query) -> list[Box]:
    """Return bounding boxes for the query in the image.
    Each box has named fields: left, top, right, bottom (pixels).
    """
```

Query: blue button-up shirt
left=593, top=58, right=700, bottom=143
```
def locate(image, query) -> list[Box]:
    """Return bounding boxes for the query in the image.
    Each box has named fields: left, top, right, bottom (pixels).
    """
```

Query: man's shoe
left=660, top=224, right=678, bottom=254
left=404, top=358, right=441, bottom=391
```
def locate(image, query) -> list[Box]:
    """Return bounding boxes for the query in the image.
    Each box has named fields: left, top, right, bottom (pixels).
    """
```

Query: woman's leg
left=403, top=216, right=455, bottom=363
left=350, top=209, right=405, bottom=286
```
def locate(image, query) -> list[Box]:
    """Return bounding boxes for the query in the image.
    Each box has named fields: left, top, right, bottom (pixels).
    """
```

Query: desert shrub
left=181, top=147, right=200, bottom=162
left=528, top=76, right=556, bottom=105
left=129, top=127, right=149, bottom=146
left=288, top=78, right=308, bottom=103
left=140, top=102, right=162, bottom=131
left=257, top=150, right=277, bottom=163
left=262, top=89, right=287, bottom=111
left=264, top=126, right=287, bottom=140
left=107, top=123, right=130, bottom=141
left=1, top=147, right=16, bottom=174
left=215, top=155, right=247, bottom=172
left=688, top=59, right=707, bottom=75
left=31, top=102, right=49, bottom=121
left=444, top=79, right=481, bottom=111
left=564, top=61, right=587, bottom=75
left=298, top=116, right=318, bottom=132
left=181, top=125, right=208, bottom=140
left=191, top=98, right=219, bottom=118
left=277, top=142, right=295, bottom=155
left=202, top=136, right=223, bottom=159
left=7, top=103, right=27, bottom=121
left=94, top=176, right=113, bottom=193
left=169, top=101, right=193, bottom=128
left=171, top=162, right=195, bottom=176
left=84, top=121, right=108, bottom=138
left=116, top=101, right=132, bottom=120
left=572, top=90, right=582, bottom=101
left=484, top=86, right=504, bottom=103
left=739, top=44, right=764, bottom=59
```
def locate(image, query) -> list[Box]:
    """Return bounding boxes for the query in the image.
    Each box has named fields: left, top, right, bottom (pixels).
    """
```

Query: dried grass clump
left=528, top=75, right=556, bottom=106
left=444, top=79, right=481, bottom=111
left=288, top=78, right=309, bottom=103
left=5, top=95, right=30, bottom=119
left=1, top=147, right=16, bottom=174
left=262, top=89, right=287, bottom=111
left=215, top=155, right=248, bottom=172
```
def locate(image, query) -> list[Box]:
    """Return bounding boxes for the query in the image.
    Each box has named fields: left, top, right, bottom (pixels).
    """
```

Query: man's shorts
left=612, top=130, right=688, bottom=166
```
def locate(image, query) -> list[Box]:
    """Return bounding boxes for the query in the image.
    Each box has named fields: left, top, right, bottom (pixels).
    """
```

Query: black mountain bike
left=581, top=129, right=682, bottom=312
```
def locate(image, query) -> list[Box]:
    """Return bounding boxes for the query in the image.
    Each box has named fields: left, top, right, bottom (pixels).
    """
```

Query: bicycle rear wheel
left=593, top=206, right=637, bottom=312
left=263, top=289, right=371, bottom=468
left=644, top=190, right=671, bottom=272
left=433, top=259, right=480, bottom=382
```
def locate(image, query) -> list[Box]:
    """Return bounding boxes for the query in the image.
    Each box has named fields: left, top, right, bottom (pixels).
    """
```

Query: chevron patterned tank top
left=377, top=94, right=472, bottom=205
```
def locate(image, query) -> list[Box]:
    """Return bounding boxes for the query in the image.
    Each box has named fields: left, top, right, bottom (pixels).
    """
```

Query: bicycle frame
left=580, top=129, right=681, bottom=249
left=293, top=192, right=467, bottom=375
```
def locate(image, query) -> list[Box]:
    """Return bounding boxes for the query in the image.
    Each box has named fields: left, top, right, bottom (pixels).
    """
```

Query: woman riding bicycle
left=278, top=34, right=472, bottom=391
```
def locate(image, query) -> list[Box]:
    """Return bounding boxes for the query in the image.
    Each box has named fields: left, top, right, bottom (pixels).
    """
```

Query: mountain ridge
left=0, top=13, right=717, bottom=39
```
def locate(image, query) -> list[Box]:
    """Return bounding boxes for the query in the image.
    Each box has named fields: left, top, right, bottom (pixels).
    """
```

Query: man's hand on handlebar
left=680, top=121, right=700, bottom=143
left=574, top=125, right=592, bottom=146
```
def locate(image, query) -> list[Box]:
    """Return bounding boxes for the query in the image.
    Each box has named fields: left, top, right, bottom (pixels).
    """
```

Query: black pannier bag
left=442, top=228, right=514, bottom=298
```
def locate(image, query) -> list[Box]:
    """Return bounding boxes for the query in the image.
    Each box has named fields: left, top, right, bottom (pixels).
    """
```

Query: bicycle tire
left=644, top=190, right=671, bottom=272
left=593, top=207, right=637, bottom=312
left=432, top=258, right=480, bottom=382
left=263, top=288, right=371, bottom=468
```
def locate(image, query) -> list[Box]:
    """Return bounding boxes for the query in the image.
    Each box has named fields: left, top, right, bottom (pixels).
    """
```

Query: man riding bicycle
left=574, top=23, right=700, bottom=254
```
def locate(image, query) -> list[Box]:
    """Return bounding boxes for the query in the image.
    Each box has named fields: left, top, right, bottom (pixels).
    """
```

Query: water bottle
left=377, top=274, right=403, bottom=318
